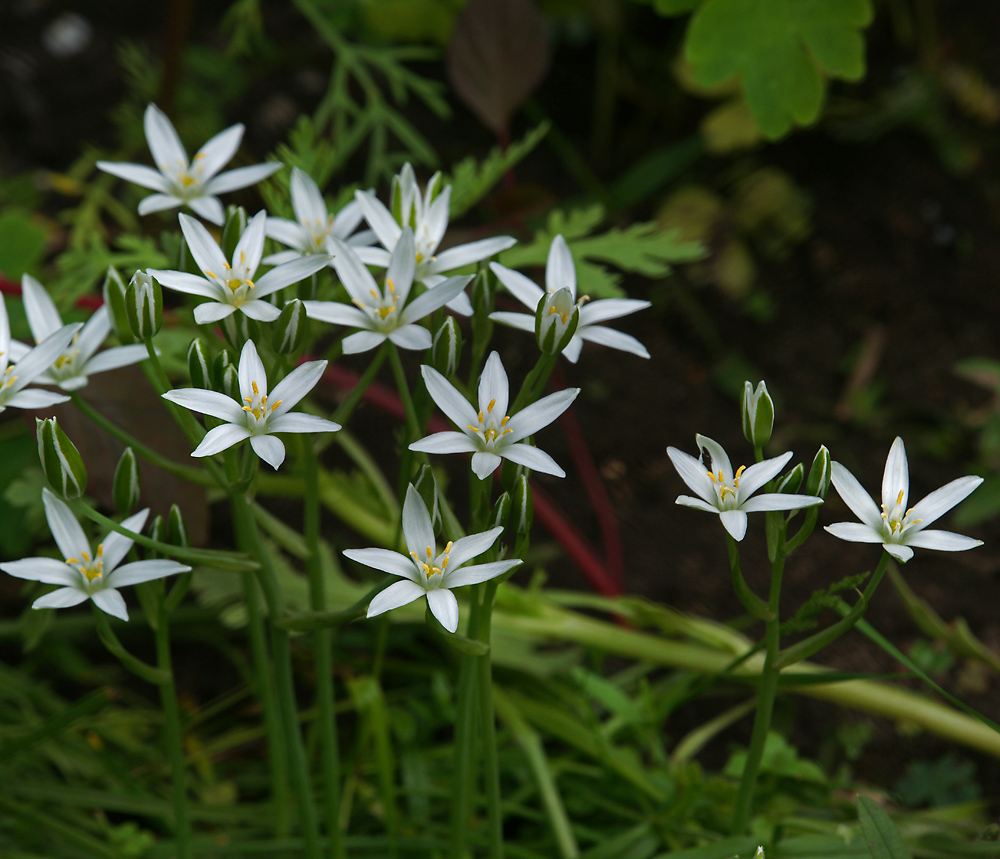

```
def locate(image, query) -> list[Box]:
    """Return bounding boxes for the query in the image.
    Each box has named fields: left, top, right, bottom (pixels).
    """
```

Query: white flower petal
left=741, top=493, right=822, bottom=512
left=234, top=210, right=267, bottom=277
left=426, top=588, right=460, bottom=633
left=192, top=423, right=251, bottom=458
left=445, top=528, right=504, bottom=569
left=667, top=448, right=717, bottom=505
left=82, top=344, right=150, bottom=377
left=907, top=475, right=984, bottom=531
left=882, top=436, right=909, bottom=511
left=719, top=509, right=748, bottom=541
left=478, top=351, right=509, bottom=419
left=268, top=412, right=341, bottom=434
left=102, top=508, right=150, bottom=572
left=163, top=387, right=245, bottom=423
left=110, top=559, right=190, bottom=588
left=265, top=218, right=308, bottom=251
left=905, top=530, right=984, bottom=553
left=824, top=522, right=884, bottom=543
left=32, top=587, right=90, bottom=611
left=400, top=276, right=471, bottom=324
left=420, top=365, right=478, bottom=429
left=546, top=235, right=576, bottom=297
left=250, top=433, right=285, bottom=469
left=21, top=274, right=63, bottom=340
left=342, top=330, right=388, bottom=354
left=367, top=579, right=427, bottom=619
left=830, top=462, right=884, bottom=531
left=408, top=431, right=479, bottom=455
left=444, top=559, right=520, bottom=589
left=290, top=167, right=328, bottom=225
left=238, top=300, right=281, bottom=322
left=11, top=323, right=82, bottom=389
left=138, top=193, right=183, bottom=215
left=96, top=161, right=170, bottom=192
left=695, top=435, right=733, bottom=484
left=5, top=388, right=71, bottom=409
left=255, top=255, right=329, bottom=299
left=343, top=548, right=419, bottom=581
left=268, top=360, right=326, bottom=414
left=490, top=262, right=544, bottom=309
left=147, top=269, right=219, bottom=299
left=736, top=452, right=793, bottom=500
left=144, top=104, right=188, bottom=172
left=73, top=307, right=113, bottom=364
left=194, top=302, right=238, bottom=324
left=577, top=325, right=650, bottom=359
left=504, top=388, right=579, bottom=443
left=387, top=325, right=432, bottom=351
left=402, top=485, right=436, bottom=561
left=180, top=213, right=230, bottom=279
left=194, top=123, right=244, bottom=180
left=302, top=300, right=369, bottom=328
left=186, top=195, right=225, bottom=225
left=471, top=451, right=503, bottom=479
left=238, top=340, right=268, bottom=399
left=579, top=298, right=651, bottom=325
left=203, top=163, right=282, bottom=195
left=91, top=587, right=130, bottom=621
left=675, top=495, right=721, bottom=513
left=1, top=558, right=77, bottom=586
left=328, top=237, right=381, bottom=304
left=883, top=542, right=914, bottom=563
left=42, top=489, right=89, bottom=560
left=386, top=228, right=416, bottom=306
left=488, top=311, right=535, bottom=333
left=497, top=442, right=566, bottom=478
left=427, top=236, right=517, bottom=273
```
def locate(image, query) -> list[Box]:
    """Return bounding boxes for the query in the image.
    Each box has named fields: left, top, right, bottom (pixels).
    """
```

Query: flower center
left=466, top=398, right=513, bottom=445
left=205, top=254, right=255, bottom=303
left=66, top=545, right=104, bottom=583
left=2, top=365, right=18, bottom=390
left=353, top=278, right=399, bottom=326
left=242, top=380, right=282, bottom=423
left=53, top=334, right=81, bottom=374
left=881, top=489, right=922, bottom=536
left=707, top=464, right=746, bottom=507
left=411, top=541, right=452, bottom=579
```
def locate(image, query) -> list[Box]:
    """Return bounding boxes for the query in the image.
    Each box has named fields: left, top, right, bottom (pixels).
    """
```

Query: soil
left=3, top=0, right=1000, bottom=815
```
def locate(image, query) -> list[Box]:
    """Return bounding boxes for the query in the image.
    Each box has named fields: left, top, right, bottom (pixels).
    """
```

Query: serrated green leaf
left=857, top=795, right=913, bottom=859
left=685, top=0, right=873, bottom=139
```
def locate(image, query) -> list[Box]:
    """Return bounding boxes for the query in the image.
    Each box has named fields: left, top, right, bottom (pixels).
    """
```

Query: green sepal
left=805, top=444, right=832, bottom=499
left=126, top=270, right=162, bottom=340
left=272, top=298, right=310, bottom=355
left=36, top=417, right=87, bottom=500
left=212, top=349, right=234, bottom=390
left=221, top=206, right=248, bottom=261
left=111, top=447, right=141, bottom=514
left=168, top=504, right=189, bottom=548
left=491, top=491, right=511, bottom=531
left=102, top=266, right=135, bottom=344
left=221, top=364, right=240, bottom=400
left=510, top=474, right=533, bottom=535
left=776, top=462, right=803, bottom=494
left=534, top=287, right=579, bottom=356
left=187, top=338, right=211, bottom=388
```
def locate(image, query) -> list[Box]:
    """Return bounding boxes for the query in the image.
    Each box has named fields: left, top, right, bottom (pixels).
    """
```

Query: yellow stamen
left=487, top=399, right=496, bottom=413
left=386, top=278, right=395, bottom=293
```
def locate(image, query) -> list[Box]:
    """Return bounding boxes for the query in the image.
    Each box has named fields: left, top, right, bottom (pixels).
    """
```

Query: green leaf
left=856, top=794, right=913, bottom=859
left=685, top=0, right=873, bottom=139
left=0, top=210, right=47, bottom=279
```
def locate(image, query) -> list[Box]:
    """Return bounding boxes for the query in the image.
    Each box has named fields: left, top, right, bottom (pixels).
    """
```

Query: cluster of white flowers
left=5, top=102, right=984, bottom=636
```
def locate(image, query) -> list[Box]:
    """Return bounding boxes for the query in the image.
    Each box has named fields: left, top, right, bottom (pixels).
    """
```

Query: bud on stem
left=36, top=418, right=87, bottom=499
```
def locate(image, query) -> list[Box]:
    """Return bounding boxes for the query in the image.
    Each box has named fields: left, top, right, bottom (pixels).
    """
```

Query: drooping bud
left=741, top=380, right=774, bottom=448
left=272, top=299, right=310, bottom=355
left=510, top=474, right=533, bottom=535
left=431, top=316, right=463, bottom=377
left=102, top=266, right=135, bottom=344
left=412, top=467, right=442, bottom=533
left=168, top=504, right=189, bottom=547
left=805, top=445, right=832, bottom=499
left=491, top=491, right=511, bottom=531
left=112, top=447, right=141, bottom=514
left=776, top=462, right=804, bottom=495
left=221, top=206, right=248, bottom=262
left=534, top=287, right=579, bottom=356
left=126, top=270, right=162, bottom=340
left=36, top=417, right=87, bottom=499
left=221, top=363, right=240, bottom=400
left=187, top=338, right=211, bottom=389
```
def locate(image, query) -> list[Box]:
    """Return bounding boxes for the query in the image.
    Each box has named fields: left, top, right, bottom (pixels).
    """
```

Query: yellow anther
left=502, top=428, right=513, bottom=435
left=66, top=557, right=78, bottom=564
left=252, top=381, right=259, bottom=395
left=369, top=288, right=380, bottom=300
left=500, top=415, right=509, bottom=426
left=240, top=251, right=246, bottom=264
left=415, top=252, right=424, bottom=263
left=244, top=396, right=252, bottom=403
left=707, top=470, right=717, bottom=482
left=386, top=278, right=395, bottom=293
left=205, top=270, right=216, bottom=279
left=733, top=464, right=746, bottom=486
left=487, top=399, right=496, bottom=413
left=477, top=411, right=484, bottom=423
left=445, top=541, right=453, bottom=553
left=97, top=545, right=103, bottom=557
left=426, top=546, right=433, bottom=559
left=180, top=175, right=197, bottom=187
left=194, top=152, right=205, bottom=161
left=896, top=490, right=905, bottom=505
left=271, top=400, right=282, bottom=411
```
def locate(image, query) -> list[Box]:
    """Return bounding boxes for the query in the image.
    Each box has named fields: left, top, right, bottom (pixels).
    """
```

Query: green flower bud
left=102, top=266, right=135, bottom=344
left=510, top=474, right=533, bottom=535
left=412, top=466, right=442, bottom=533
left=491, top=491, right=511, bottom=531
left=187, top=338, right=212, bottom=389
left=534, top=287, right=580, bottom=356
left=112, top=447, right=141, bottom=514
left=776, top=461, right=803, bottom=494
left=213, top=350, right=234, bottom=390
left=805, top=445, right=832, bottom=499
left=36, top=418, right=88, bottom=500
left=221, top=206, right=248, bottom=262
left=126, top=270, right=162, bottom=340
left=272, top=299, right=310, bottom=355
left=431, top=316, right=463, bottom=377
left=168, top=504, right=189, bottom=548
left=221, top=363, right=240, bottom=400
left=741, top=380, right=774, bottom=448
left=389, top=172, right=405, bottom=225
left=148, top=515, right=166, bottom=560
left=470, top=267, right=495, bottom=332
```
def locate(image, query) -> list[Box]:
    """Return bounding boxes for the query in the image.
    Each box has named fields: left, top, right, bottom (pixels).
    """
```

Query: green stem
left=154, top=603, right=193, bottom=859
left=731, top=531, right=786, bottom=834
left=70, top=394, right=213, bottom=487
left=232, top=491, right=322, bottom=859
left=144, top=339, right=209, bottom=451
left=451, top=589, right=483, bottom=859
left=332, top=342, right=388, bottom=426
left=388, top=343, right=423, bottom=500
left=477, top=581, right=504, bottom=859
left=861, top=551, right=891, bottom=604
left=301, top=437, right=344, bottom=859
left=511, top=353, right=557, bottom=414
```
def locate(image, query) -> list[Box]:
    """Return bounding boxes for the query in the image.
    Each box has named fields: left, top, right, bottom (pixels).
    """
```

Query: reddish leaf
left=447, top=0, right=550, bottom=136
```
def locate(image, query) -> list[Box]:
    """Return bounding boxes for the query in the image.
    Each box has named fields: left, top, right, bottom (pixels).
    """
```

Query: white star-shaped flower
left=490, top=235, right=651, bottom=363
left=354, top=163, right=516, bottom=314
left=162, top=339, right=340, bottom=469
left=410, top=350, right=579, bottom=480
left=148, top=212, right=328, bottom=324
left=262, top=167, right=375, bottom=264
left=0, top=292, right=81, bottom=414
left=97, top=103, right=281, bottom=225
left=824, top=436, right=983, bottom=563
left=344, top=484, right=521, bottom=633
left=1, top=489, right=190, bottom=621
left=9, top=275, right=149, bottom=391
left=302, top=227, right=470, bottom=354
left=667, top=434, right=823, bottom=541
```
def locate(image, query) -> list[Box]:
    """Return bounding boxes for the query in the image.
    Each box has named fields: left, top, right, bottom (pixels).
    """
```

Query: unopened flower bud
left=213, top=350, right=234, bottom=390
left=221, top=363, right=240, bottom=399
left=412, top=467, right=442, bottom=533
left=187, top=338, right=211, bottom=389
left=741, top=380, right=774, bottom=448
left=805, top=445, right=832, bottom=499
left=272, top=299, right=309, bottom=355
left=221, top=206, right=248, bottom=262
left=103, top=266, right=135, bottom=344
left=535, top=287, right=579, bottom=356
left=431, top=317, right=463, bottom=377
left=36, top=417, right=87, bottom=499
left=168, top=503, right=189, bottom=548
left=112, top=447, right=141, bottom=514
left=148, top=514, right=166, bottom=559
left=776, top=462, right=803, bottom=494
left=510, top=474, right=533, bottom=535
left=126, top=270, right=162, bottom=340
left=491, top=491, right=511, bottom=531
